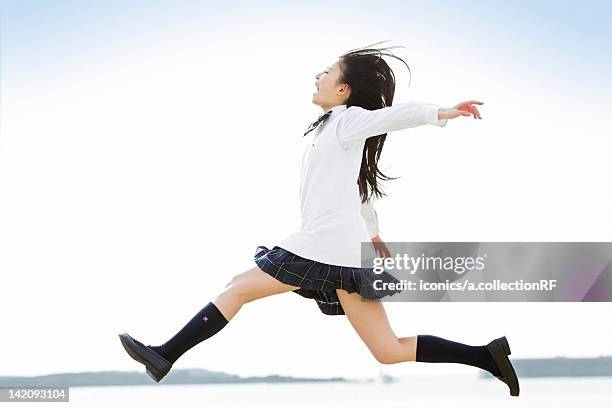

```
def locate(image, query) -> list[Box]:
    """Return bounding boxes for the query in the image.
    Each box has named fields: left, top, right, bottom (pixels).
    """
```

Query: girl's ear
left=339, top=84, right=350, bottom=96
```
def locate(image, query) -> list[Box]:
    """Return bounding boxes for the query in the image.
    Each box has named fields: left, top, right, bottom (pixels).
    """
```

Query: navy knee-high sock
left=415, top=334, right=501, bottom=377
left=148, top=302, right=229, bottom=364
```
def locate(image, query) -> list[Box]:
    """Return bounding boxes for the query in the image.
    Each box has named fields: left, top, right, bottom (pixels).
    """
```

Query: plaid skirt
left=253, top=245, right=402, bottom=316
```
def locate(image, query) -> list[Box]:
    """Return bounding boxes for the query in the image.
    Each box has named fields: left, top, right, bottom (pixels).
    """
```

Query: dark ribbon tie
left=303, top=110, right=332, bottom=137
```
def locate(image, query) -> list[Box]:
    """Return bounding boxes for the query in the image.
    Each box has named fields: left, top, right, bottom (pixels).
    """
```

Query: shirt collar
left=327, top=104, right=347, bottom=115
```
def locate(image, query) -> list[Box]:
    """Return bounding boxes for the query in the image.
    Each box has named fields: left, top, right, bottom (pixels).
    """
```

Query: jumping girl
left=119, top=42, right=519, bottom=397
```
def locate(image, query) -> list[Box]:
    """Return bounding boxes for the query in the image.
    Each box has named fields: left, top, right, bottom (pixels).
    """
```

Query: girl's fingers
left=467, top=106, right=477, bottom=118
left=462, top=107, right=473, bottom=118
left=458, top=102, right=484, bottom=119
left=457, top=100, right=484, bottom=108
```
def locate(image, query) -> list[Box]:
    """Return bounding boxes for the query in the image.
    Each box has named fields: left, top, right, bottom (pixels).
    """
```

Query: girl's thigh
left=226, top=265, right=301, bottom=303
left=336, top=289, right=398, bottom=356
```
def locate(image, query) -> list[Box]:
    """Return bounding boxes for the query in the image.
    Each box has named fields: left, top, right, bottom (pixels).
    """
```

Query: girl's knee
left=372, top=349, right=399, bottom=365
left=223, top=271, right=258, bottom=304
left=368, top=337, right=402, bottom=365
left=221, top=273, right=247, bottom=299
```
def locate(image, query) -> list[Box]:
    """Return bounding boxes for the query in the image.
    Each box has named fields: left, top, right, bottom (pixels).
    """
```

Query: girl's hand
left=371, top=234, right=391, bottom=259
left=438, top=100, right=484, bottom=120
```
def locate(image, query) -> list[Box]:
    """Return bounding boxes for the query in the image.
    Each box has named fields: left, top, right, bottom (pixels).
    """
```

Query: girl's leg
left=213, top=265, right=301, bottom=321
left=335, top=288, right=501, bottom=376
left=335, top=288, right=416, bottom=364
left=149, top=265, right=300, bottom=364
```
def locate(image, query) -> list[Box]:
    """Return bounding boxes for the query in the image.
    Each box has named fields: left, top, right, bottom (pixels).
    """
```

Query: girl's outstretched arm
left=337, top=100, right=484, bottom=149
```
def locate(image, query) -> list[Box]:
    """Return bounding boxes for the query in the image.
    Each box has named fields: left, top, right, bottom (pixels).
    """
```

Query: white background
left=1, top=1, right=611, bottom=379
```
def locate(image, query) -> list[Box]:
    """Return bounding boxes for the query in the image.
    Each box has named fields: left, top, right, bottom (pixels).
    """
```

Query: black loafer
left=118, top=333, right=172, bottom=383
left=486, top=336, right=520, bottom=396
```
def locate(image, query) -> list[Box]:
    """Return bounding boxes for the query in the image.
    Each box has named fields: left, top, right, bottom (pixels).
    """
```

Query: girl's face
left=313, top=60, right=350, bottom=109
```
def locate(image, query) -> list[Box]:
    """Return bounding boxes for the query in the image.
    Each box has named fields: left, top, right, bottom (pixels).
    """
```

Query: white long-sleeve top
left=360, top=197, right=380, bottom=238
left=277, top=102, right=447, bottom=267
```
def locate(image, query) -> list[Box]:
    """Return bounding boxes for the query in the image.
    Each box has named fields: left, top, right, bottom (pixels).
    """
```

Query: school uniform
left=360, top=197, right=380, bottom=238
left=254, top=102, right=448, bottom=315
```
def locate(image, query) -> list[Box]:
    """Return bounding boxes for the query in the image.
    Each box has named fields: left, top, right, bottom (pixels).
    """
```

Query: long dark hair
left=338, top=41, right=411, bottom=203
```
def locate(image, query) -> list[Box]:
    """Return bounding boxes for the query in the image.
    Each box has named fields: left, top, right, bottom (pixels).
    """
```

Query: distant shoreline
left=479, top=356, right=612, bottom=379
left=3, top=356, right=612, bottom=388
left=0, top=368, right=351, bottom=388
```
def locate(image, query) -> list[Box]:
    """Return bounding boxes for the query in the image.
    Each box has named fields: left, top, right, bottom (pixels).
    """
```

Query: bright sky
left=1, top=1, right=612, bottom=380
